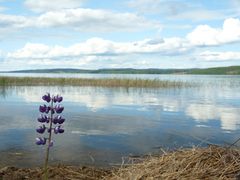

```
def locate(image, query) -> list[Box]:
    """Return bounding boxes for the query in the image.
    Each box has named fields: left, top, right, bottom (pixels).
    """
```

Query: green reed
left=0, top=76, right=192, bottom=88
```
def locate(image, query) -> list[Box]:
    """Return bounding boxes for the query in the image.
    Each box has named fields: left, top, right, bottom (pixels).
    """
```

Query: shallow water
left=0, top=74, right=240, bottom=167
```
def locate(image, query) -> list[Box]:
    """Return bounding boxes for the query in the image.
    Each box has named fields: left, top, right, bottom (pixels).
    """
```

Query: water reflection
left=186, top=104, right=240, bottom=130
left=0, top=76, right=240, bottom=167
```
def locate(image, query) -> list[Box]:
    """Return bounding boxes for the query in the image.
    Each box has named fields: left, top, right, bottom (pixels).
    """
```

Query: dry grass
left=106, top=146, right=240, bottom=180
left=1, top=146, right=239, bottom=179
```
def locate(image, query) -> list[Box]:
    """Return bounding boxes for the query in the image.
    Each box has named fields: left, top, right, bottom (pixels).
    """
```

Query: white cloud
left=0, top=8, right=160, bottom=32
left=187, top=18, right=240, bottom=46
left=24, top=0, right=85, bottom=12
left=128, top=0, right=226, bottom=21
left=6, top=37, right=189, bottom=60
left=169, top=9, right=224, bottom=21
left=1, top=36, right=191, bottom=70
left=35, top=8, right=159, bottom=31
left=199, top=51, right=240, bottom=61
left=128, top=0, right=190, bottom=15
left=0, top=14, right=30, bottom=29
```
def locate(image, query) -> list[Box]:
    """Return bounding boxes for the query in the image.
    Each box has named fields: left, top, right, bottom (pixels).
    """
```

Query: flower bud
left=39, top=104, right=47, bottom=113
left=55, top=105, right=64, bottom=114
left=35, top=137, right=47, bottom=145
left=42, top=93, right=51, bottom=103
left=36, top=124, right=46, bottom=134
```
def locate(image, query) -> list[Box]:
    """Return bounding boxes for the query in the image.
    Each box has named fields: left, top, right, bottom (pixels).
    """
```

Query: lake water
left=0, top=73, right=240, bottom=168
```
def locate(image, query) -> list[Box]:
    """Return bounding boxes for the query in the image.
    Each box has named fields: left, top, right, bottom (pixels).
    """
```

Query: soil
left=0, top=165, right=111, bottom=180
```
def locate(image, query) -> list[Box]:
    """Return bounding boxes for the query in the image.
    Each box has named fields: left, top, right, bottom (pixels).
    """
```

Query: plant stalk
left=43, top=99, right=54, bottom=180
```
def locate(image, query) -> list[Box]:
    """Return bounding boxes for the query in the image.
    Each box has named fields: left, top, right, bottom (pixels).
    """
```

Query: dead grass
left=1, top=146, right=240, bottom=179
left=106, top=146, right=240, bottom=180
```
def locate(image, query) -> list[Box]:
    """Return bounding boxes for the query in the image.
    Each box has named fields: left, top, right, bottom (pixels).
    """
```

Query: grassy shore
left=0, top=76, right=191, bottom=88
left=1, top=146, right=239, bottom=179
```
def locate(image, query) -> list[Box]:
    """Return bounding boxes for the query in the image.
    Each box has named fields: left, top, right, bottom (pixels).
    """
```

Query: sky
left=0, top=0, right=240, bottom=71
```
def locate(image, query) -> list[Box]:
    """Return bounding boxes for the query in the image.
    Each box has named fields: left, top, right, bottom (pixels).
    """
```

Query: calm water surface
left=0, top=74, right=240, bottom=167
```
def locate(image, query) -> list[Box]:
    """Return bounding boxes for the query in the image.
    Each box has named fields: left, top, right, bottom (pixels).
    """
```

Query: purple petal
left=53, top=96, right=58, bottom=103
left=58, top=128, right=64, bottom=133
left=37, top=115, right=48, bottom=123
left=57, top=96, right=63, bottom=103
left=35, top=138, right=42, bottom=145
left=42, top=138, right=47, bottom=145
left=53, top=95, right=63, bottom=103
left=35, top=137, right=47, bottom=145
left=53, top=115, right=65, bottom=124
left=58, top=117, right=65, bottom=124
left=45, top=106, right=51, bottom=114
left=55, top=105, right=64, bottom=114
left=36, top=124, right=46, bottom=134
left=39, top=105, right=47, bottom=113
left=54, top=126, right=59, bottom=134
left=42, top=93, right=51, bottom=103
left=54, top=125, right=64, bottom=134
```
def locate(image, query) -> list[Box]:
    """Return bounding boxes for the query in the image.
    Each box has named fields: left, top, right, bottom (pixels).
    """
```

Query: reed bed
left=0, top=76, right=191, bottom=88
left=107, top=146, right=240, bottom=180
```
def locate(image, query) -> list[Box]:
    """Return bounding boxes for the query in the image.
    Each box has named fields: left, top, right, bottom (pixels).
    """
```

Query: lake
left=0, top=74, right=240, bottom=168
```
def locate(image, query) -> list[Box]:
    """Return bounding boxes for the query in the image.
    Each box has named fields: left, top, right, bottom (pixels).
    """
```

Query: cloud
left=187, top=18, right=240, bottom=46
left=1, top=36, right=191, bottom=70
left=35, top=8, right=160, bottom=31
left=0, top=8, right=160, bottom=33
left=127, top=0, right=226, bottom=21
left=128, top=0, right=190, bottom=15
left=168, top=9, right=225, bottom=21
left=24, top=0, right=85, bottom=12
left=0, top=14, right=30, bottom=29
left=198, top=51, right=240, bottom=61
left=6, top=37, right=189, bottom=60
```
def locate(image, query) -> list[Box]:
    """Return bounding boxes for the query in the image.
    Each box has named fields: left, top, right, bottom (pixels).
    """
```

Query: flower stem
left=43, top=99, right=54, bottom=180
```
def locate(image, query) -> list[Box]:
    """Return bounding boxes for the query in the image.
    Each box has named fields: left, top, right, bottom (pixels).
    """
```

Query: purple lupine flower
left=37, top=115, right=49, bottom=123
left=53, top=95, right=63, bottom=103
left=42, top=93, right=51, bottom=103
left=39, top=104, right=47, bottom=113
left=54, top=126, right=64, bottom=134
left=36, top=93, right=66, bottom=179
left=36, top=137, right=47, bottom=145
left=53, top=115, right=65, bottom=124
left=36, top=124, right=46, bottom=134
left=55, top=105, right=64, bottom=114
left=45, top=106, right=51, bottom=114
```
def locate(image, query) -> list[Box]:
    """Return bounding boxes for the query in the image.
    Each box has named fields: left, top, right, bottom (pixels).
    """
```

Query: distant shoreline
left=1, top=65, right=240, bottom=75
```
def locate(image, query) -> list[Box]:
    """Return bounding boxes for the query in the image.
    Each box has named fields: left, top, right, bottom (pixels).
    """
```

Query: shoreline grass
left=107, top=145, right=240, bottom=179
left=0, top=76, right=192, bottom=88
left=1, top=146, right=239, bottom=179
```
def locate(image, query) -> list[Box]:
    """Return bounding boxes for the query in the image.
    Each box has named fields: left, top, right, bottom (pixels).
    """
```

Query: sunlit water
left=0, top=74, right=240, bottom=167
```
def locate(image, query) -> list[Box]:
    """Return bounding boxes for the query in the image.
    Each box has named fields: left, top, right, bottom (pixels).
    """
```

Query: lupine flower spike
left=36, top=93, right=65, bottom=180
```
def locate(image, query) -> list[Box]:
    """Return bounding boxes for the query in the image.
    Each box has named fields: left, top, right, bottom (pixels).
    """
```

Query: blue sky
left=0, top=0, right=240, bottom=71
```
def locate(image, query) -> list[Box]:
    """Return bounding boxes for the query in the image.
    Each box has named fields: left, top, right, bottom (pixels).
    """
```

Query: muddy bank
left=0, top=165, right=110, bottom=180
left=1, top=146, right=240, bottom=180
